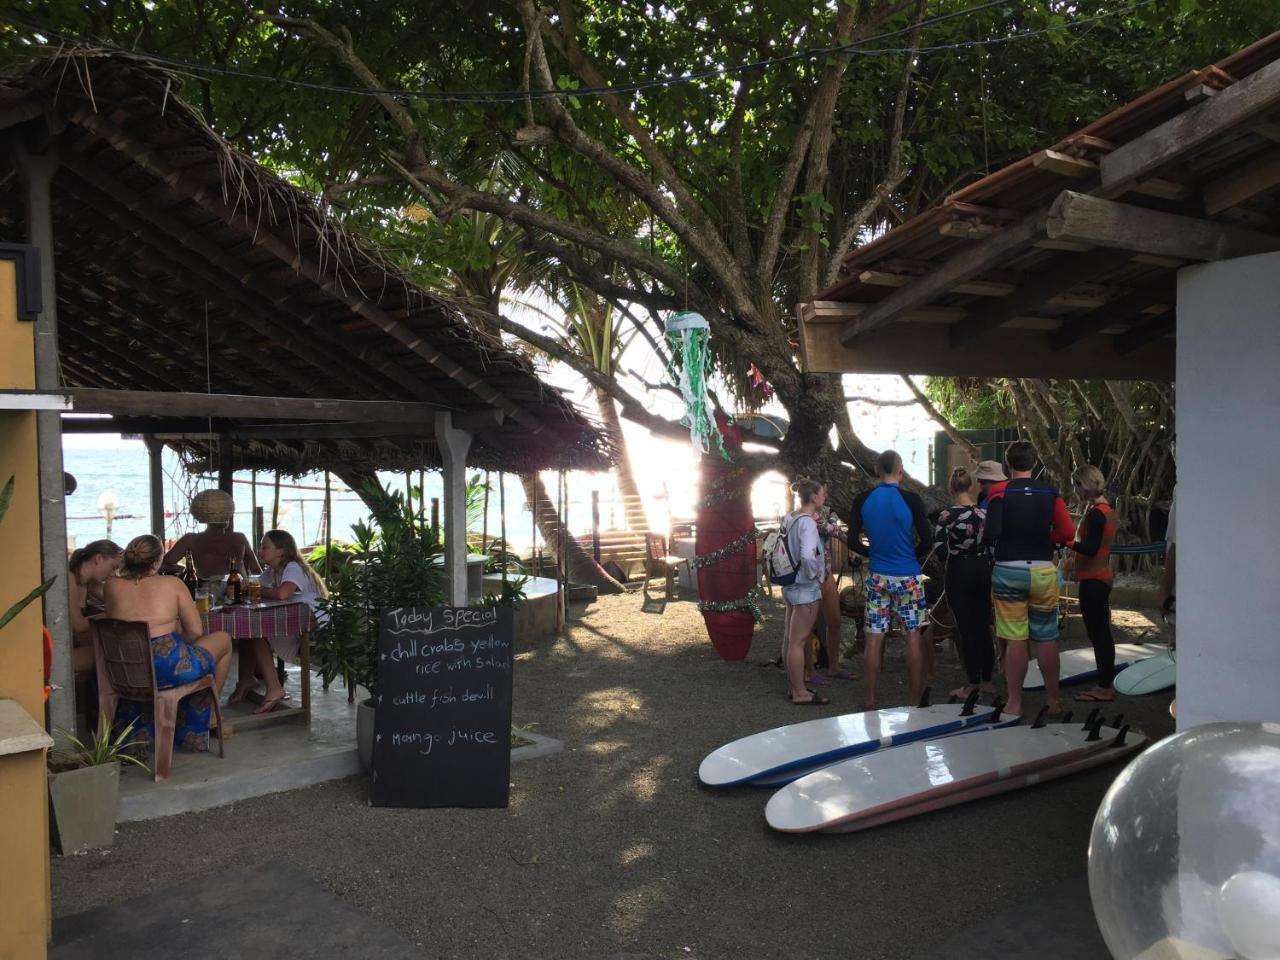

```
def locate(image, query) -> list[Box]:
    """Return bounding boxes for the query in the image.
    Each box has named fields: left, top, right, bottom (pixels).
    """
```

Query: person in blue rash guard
left=845, top=450, right=933, bottom=708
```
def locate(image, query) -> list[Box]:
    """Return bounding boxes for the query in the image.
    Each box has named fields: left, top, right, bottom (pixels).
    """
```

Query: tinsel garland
left=692, top=530, right=756, bottom=569
left=665, top=312, right=729, bottom=460
left=697, top=586, right=765, bottom=624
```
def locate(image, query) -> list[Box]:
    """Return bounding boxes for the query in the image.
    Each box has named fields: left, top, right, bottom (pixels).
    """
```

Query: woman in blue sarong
left=104, top=535, right=232, bottom=753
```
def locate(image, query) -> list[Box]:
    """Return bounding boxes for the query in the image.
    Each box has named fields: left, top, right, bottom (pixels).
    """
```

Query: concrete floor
left=118, top=663, right=362, bottom=822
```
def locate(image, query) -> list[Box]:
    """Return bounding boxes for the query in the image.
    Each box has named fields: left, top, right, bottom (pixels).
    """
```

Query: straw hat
left=190, top=489, right=234, bottom=526
left=974, top=460, right=1007, bottom=482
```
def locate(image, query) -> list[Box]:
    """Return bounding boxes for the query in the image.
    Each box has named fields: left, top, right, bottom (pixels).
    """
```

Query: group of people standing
left=780, top=440, right=1119, bottom=721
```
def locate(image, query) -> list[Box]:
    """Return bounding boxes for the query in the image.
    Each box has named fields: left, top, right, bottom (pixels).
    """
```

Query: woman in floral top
left=933, top=466, right=995, bottom=699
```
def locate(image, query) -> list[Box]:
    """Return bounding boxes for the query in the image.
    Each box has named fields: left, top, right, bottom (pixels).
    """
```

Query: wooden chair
left=92, top=619, right=225, bottom=782
left=642, top=533, right=689, bottom=602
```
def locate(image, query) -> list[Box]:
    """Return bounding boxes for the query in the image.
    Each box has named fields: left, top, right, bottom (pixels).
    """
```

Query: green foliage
left=311, top=480, right=445, bottom=697
left=0, top=475, right=57, bottom=632
left=482, top=575, right=528, bottom=609
left=50, top=714, right=150, bottom=773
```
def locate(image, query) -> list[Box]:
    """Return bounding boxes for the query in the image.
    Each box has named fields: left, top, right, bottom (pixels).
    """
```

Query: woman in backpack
left=782, top=478, right=831, bottom=706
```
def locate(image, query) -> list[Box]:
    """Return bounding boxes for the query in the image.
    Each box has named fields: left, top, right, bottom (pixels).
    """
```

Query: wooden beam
left=1202, top=149, right=1280, bottom=215
left=1116, top=313, right=1176, bottom=355
left=1101, top=58, right=1280, bottom=194
left=857, top=270, right=1015, bottom=297
left=1045, top=190, right=1280, bottom=261
left=799, top=314, right=1173, bottom=380
left=67, top=112, right=538, bottom=431
left=1131, top=177, right=1191, bottom=201
left=1048, top=276, right=1176, bottom=351
left=949, top=248, right=1130, bottom=347
left=31, top=389, right=453, bottom=421
left=1032, top=150, right=1097, bottom=177
left=937, top=221, right=1001, bottom=239
left=839, top=212, right=1043, bottom=344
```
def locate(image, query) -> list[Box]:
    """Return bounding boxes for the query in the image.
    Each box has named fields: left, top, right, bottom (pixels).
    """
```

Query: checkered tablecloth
left=202, top=601, right=311, bottom=640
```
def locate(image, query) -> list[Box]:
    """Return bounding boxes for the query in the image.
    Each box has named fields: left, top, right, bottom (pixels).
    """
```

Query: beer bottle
left=181, top=551, right=200, bottom=599
left=226, top=556, right=243, bottom=605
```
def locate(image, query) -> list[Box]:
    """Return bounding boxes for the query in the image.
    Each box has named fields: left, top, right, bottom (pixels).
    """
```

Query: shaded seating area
left=0, top=49, right=611, bottom=775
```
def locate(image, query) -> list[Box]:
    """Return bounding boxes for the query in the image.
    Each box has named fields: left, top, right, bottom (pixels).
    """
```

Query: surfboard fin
left=1031, top=705, right=1050, bottom=729
left=1060, top=711, right=1073, bottom=725
left=917, top=686, right=932, bottom=709
left=948, top=694, right=959, bottom=705
left=1081, top=707, right=1100, bottom=730
left=1110, top=724, right=1130, bottom=748
left=1110, top=713, right=1125, bottom=731
left=1086, top=717, right=1104, bottom=741
left=990, top=697, right=1005, bottom=722
left=960, top=688, right=980, bottom=717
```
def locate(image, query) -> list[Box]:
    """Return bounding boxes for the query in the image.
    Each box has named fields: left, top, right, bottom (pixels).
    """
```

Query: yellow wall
left=0, top=259, right=52, bottom=958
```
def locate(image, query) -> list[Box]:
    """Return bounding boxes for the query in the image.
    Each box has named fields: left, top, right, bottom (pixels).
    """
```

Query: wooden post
left=254, top=506, right=264, bottom=543
left=16, top=142, right=75, bottom=737
left=405, top=470, right=414, bottom=529
left=499, top=472, right=507, bottom=585
left=591, top=489, right=601, bottom=563
left=250, top=469, right=257, bottom=536
left=430, top=497, right=440, bottom=545
left=271, top=470, right=281, bottom=528
left=145, top=436, right=165, bottom=539
left=434, top=412, right=473, bottom=607
left=323, top=470, right=332, bottom=588
left=418, top=468, right=426, bottom=532
left=531, top=475, right=540, bottom=578
left=481, top=470, right=490, bottom=556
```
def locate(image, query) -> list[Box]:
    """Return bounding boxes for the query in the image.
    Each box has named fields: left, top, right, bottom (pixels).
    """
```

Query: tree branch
left=845, top=394, right=917, bottom=406
left=898, top=375, right=980, bottom=462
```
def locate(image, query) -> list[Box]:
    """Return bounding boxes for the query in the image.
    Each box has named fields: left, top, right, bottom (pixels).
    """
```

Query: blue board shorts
left=864, top=573, right=928, bottom=634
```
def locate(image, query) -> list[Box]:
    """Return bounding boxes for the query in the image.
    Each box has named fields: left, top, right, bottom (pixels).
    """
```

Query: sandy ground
left=52, top=591, right=1175, bottom=960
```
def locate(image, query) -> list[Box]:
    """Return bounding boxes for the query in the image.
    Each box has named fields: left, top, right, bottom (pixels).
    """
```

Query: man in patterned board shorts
left=846, top=450, right=933, bottom=709
left=981, top=440, right=1076, bottom=719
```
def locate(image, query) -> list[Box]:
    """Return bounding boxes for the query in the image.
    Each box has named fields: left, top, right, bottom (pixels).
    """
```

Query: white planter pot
left=356, top=697, right=375, bottom=774
left=48, top=763, right=120, bottom=855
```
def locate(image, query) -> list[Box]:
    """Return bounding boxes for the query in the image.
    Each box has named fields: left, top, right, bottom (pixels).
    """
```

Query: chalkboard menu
left=371, top=606, right=514, bottom=808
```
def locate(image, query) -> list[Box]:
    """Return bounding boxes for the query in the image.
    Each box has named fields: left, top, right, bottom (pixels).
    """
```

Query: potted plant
left=312, top=482, right=445, bottom=772
left=47, top=714, right=148, bottom=855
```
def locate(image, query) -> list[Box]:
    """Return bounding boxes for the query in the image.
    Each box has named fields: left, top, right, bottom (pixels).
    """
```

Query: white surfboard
left=823, top=730, right=1146, bottom=832
left=1114, top=650, right=1176, bottom=695
left=765, top=718, right=1126, bottom=833
left=1024, top=642, right=1169, bottom=690
left=698, top=696, right=999, bottom=789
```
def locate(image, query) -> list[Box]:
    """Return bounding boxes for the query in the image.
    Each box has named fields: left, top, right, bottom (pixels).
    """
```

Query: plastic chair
left=91, top=619, right=225, bottom=781
left=643, top=533, right=689, bottom=602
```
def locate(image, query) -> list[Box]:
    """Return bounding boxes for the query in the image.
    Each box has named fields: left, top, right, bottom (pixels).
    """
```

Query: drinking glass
left=247, top=577, right=262, bottom=603
left=195, top=589, right=211, bottom=615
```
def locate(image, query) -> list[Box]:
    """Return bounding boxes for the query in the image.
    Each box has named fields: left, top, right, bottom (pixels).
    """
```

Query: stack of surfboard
left=700, top=695, right=1145, bottom=835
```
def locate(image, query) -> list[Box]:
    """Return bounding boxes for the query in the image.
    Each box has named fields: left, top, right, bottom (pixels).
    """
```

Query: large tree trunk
left=521, top=473, right=626, bottom=594
left=594, top=387, right=650, bottom=534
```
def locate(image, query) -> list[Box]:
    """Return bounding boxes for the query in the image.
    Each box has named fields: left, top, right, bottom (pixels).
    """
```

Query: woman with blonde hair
left=103, top=534, right=232, bottom=751
left=781, top=478, right=831, bottom=706
left=227, top=530, right=329, bottom=713
left=933, top=466, right=995, bottom=700
left=1068, top=465, right=1117, bottom=702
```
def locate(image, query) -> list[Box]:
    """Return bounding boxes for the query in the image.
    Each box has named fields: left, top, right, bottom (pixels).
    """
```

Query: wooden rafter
left=1047, top=276, right=1176, bottom=351
left=1202, top=148, right=1280, bottom=215
left=1116, top=313, right=1176, bottom=355
left=28, top=388, right=454, bottom=421
left=66, top=109, right=540, bottom=431
left=1045, top=191, right=1280, bottom=261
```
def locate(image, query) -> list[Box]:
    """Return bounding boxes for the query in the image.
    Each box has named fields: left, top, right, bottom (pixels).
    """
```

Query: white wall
left=1177, top=252, right=1280, bottom=729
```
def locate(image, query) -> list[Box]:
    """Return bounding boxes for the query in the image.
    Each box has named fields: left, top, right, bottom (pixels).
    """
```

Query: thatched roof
left=798, top=31, right=1280, bottom=382
left=0, top=49, right=614, bottom=474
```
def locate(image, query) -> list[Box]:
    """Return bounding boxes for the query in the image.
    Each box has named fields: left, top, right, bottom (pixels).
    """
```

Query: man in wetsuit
left=981, top=441, right=1075, bottom=719
left=846, top=450, right=933, bottom=709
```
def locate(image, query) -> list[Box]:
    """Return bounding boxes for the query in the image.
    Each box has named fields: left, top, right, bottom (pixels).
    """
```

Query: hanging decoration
left=692, top=530, right=757, bottom=570
left=697, top=586, right=765, bottom=624
left=665, top=311, right=728, bottom=459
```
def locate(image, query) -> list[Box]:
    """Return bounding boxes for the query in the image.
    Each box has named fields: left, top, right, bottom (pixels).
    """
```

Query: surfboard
left=765, top=716, right=1129, bottom=833
left=1024, top=642, right=1169, bottom=690
left=743, top=711, right=1023, bottom=788
left=698, top=694, right=1001, bottom=789
left=1113, top=650, right=1176, bottom=695
left=823, top=729, right=1146, bottom=832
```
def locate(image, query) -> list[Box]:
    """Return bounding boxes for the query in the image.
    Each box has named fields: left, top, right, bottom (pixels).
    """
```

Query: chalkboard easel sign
left=371, top=606, right=514, bottom=809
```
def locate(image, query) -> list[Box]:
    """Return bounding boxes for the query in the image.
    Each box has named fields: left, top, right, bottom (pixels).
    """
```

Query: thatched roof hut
left=0, top=48, right=613, bottom=475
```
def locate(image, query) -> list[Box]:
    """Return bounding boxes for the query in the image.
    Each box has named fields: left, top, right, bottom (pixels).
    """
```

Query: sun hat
left=974, top=460, right=1007, bottom=482
left=190, top=489, right=234, bottom=526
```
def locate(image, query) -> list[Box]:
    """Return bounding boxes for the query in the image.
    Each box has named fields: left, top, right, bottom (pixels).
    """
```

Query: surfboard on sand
left=1114, top=650, right=1176, bottom=695
left=698, top=691, right=1002, bottom=789
left=1024, top=642, right=1169, bottom=690
left=765, top=712, right=1136, bottom=833
left=823, top=729, right=1145, bottom=832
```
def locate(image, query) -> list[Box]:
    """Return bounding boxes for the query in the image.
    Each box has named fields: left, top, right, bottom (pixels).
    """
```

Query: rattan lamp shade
left=190, top=489, right=234, bottom=526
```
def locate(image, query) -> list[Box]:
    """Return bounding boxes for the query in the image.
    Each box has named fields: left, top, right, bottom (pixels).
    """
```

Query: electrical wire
left=2, top=0, right=1157, bottom=106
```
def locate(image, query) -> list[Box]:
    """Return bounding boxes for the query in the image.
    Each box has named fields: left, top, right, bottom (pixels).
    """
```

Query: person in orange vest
left=1067, top=465, right=1117, bottom=703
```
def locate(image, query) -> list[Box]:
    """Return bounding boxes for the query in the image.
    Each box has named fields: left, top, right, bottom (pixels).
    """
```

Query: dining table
left=201, top=600, right=313, bottom=728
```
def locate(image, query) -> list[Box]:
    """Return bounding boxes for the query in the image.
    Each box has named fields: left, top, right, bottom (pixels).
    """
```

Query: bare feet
left=1005, top=700, right=1023, bottom=720
left=226, top=684, right=257, bottom=706
left=254, top=689, right=286, bottom=715
left=949, top=684, right=978, bottom=700
left=1075, top=687, right=1115, bottom=702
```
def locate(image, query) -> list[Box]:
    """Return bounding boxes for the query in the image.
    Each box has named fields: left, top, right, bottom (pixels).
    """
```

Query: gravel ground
left=52, top=592, right=1175, bottom=960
